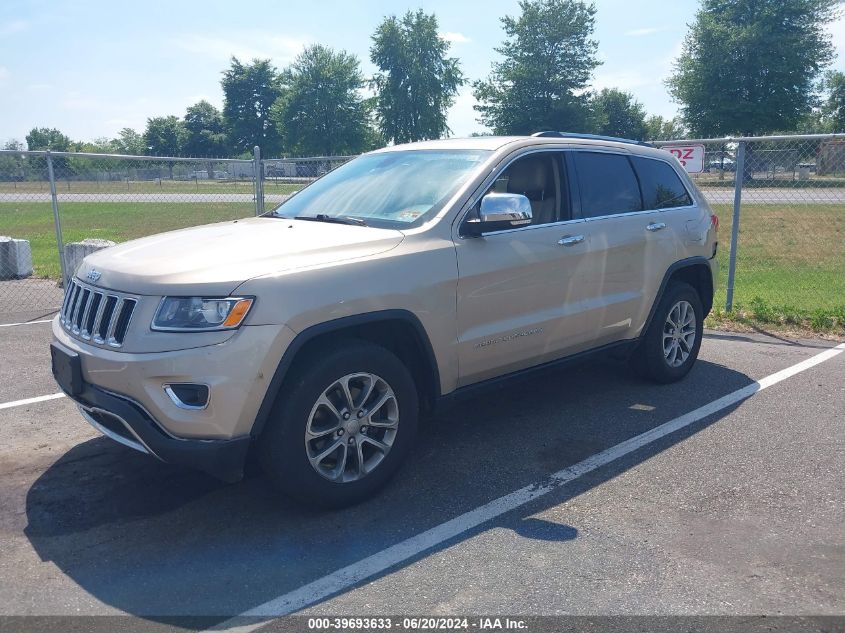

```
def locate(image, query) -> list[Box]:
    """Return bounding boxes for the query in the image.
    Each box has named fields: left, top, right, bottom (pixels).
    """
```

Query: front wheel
left=259, top=340, right=419, bottom=508
left=631, top=282, right=704, bottom=383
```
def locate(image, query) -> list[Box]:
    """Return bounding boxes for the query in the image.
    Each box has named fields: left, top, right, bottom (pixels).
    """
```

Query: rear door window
left=573, top=152, right=642, bottom=218
left=631, top=156, right=693, bottom=209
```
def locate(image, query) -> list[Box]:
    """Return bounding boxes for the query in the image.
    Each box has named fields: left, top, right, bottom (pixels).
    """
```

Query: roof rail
left=531, top=131, right=654, bottom=147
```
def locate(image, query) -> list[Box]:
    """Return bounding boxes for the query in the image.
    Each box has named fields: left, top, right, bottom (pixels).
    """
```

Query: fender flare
left=640, top=256, right=714, bottom=339
left=250, top=309, right=440, bottom=438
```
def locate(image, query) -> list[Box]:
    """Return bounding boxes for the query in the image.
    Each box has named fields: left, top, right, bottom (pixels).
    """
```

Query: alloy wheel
left=304, top=372, right=399, bottom=482
left=663, top=300, right=697, bottom=368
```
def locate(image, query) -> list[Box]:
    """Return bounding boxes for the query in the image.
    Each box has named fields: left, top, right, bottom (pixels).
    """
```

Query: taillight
left=710, top=214, right=719, bottom=232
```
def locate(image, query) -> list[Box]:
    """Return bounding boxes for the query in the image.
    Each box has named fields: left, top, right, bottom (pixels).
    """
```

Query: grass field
left=708, top=203, right=845, bottom=331
left=0, top=200, right=842, bottom=331
left=0, top=202, right=254, bottom=278
left=0, top=179, right=303, bottom=195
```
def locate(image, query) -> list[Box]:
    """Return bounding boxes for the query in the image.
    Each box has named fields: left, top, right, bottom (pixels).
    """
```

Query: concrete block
left=63, top=238, right=116, bottom=280
left=0, top=236, right=33, bottom=280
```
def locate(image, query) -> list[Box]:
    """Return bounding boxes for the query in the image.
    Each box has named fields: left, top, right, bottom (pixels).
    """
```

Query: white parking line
left=0, top=319, right=54, bottom=328
left=0, top=392, right=65, bottom=411
left=210, top=342, right=845, bottom=632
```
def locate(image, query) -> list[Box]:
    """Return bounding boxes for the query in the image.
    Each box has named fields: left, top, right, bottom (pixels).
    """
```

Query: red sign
left=661, top=145, right=705, bottom=173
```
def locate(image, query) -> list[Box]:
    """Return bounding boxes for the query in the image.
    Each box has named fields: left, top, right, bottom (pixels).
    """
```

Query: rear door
left=569, top=150, right=676, bottom=345
left=629, top=154, right=699, bottom=263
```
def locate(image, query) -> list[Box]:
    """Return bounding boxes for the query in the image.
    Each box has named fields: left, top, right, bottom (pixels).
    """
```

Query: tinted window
left=573, top=152, right=642, bottom=217
left=632, top=156, right=693, bottom=209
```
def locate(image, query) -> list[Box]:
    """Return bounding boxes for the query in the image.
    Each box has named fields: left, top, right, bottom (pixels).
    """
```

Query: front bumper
left=64, top=376, right=251, bottom=482
left=52, top=317, right=295, bottom=438
left=51, top=317, right=298, bottom=481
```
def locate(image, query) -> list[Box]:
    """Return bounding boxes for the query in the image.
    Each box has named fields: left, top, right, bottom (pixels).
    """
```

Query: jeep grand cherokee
left=51, top=132, right=718, bottom=507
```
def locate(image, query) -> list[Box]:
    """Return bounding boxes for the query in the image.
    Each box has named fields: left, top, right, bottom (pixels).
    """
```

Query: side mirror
left=463, top=193, right=533, bottom=236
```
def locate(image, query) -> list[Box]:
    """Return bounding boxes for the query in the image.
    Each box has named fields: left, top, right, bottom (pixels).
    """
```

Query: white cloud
left=0, top=66, right=9, bottom=82
left=659, top=37, right=685, bottom=82
left=0, top=19, right=28, bottom=35
left=104, top=118, right=135, bottom=128
left=173, top=32, right=309, bottom=63
left=592, top=70, right=655, bottom=92
left=624, top=27, right=665, bottom=37
left=61, top=92, right=104, bottom=111
left=446, top=88, right=484, bottom=137
left=828, top=13, right=845, bottom=63
left=186, top=93, right=222, bottom=108
left=439, top=32, right=471, bottom=44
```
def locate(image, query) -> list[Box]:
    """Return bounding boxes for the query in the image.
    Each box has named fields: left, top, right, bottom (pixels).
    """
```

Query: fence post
left=46, top=151, right=67, bottom=285
left=253, top=145, right=264, bottom=216
left=725, top=140, right=746, bottom=312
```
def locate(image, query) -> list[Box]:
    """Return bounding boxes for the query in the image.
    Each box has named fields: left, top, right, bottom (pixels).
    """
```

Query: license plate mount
left=50, top=344, right=83, bottom=396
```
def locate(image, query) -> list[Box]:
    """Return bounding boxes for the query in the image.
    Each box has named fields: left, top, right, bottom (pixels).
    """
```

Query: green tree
left=643, top=115, right=687, bottom=141
left=144, top=116, right=187, bottom=178
left=75, top=137, right=114, bottom=153
left=221, top=58, right=282, bottom=155
left=820, top=70, right=845, bottom=132
left=111, top=128, right=146, bottom=155
left=473, top=0, right=600, bottom=134
left=667, top=0, right=838, bottom=137
left=143, top=116, right=186, bottom=156
left=0, top=140, right=28, bottom=183
left=370, top=10, right=464, bottom=143
left=270, top=45, right=371, bottom=156
left=25, top=127, right=72, bottom=152
left=25, top=128, right=74, bottom=177
left=184, top=99, right=228, bottom=176
left=64, top=137, right=117, bottom=179
left=590, top=88, right=647, bottom=139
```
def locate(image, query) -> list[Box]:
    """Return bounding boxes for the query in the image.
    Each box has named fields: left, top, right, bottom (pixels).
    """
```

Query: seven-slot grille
left=59, top=279, right=137, bottom=347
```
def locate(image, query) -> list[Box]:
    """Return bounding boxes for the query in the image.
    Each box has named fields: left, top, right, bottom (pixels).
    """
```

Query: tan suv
left=50, top=133, right=718, bottom=507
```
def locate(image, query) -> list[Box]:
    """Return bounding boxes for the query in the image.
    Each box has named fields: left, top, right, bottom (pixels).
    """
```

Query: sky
left=1, top=0, right=845, bottom=147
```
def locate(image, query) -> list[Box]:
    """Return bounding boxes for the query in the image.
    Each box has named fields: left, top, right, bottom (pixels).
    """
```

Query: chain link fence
left=656, top=134, right=845, bottom=331
left=0, top=149, right=258, bottom=323
left=1, top=138, right=843, bottom=331
left=0, top=149, right=356, bottom=323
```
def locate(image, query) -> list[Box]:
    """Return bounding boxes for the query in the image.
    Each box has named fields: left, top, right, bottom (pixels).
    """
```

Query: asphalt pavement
left=0, top=323, right=843, bottom=632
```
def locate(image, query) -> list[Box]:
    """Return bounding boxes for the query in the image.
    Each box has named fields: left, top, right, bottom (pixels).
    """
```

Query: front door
left=453, top=151, right=592, bottom=386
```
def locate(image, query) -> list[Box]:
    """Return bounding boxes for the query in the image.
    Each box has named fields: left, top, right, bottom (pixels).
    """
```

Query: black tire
left=631, top=282, right=704, bottom=384
left=259, top=339, right=419, bottom=508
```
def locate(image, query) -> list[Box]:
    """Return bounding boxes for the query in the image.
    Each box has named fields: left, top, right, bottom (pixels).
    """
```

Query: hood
left=77, top=217, right=404, bottom=296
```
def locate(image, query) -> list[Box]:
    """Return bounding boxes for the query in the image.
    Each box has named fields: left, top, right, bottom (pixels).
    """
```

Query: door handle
left=646, top=222, right=667, bottom=232
left=558, top=234, right=585, bottom=246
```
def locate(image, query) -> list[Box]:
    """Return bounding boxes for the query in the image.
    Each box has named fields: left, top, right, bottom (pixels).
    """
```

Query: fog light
left=164, top=383, right=209, bottom=410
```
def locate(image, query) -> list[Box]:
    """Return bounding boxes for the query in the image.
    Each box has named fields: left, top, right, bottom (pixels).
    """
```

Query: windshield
left=272, top=149, right=492, bottom=227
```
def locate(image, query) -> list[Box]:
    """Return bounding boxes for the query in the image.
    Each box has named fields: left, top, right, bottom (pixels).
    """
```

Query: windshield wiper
left=294, top=214, right=368, bottom=226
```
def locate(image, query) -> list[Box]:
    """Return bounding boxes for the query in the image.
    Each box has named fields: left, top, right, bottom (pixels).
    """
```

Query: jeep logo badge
left=87, top=269, right=102, bottom=282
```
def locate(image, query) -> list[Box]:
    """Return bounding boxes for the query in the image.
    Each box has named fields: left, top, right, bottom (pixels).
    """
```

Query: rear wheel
left=259, top=340, right=419, bottom=508
left=632, top=282, right=704, bottom=383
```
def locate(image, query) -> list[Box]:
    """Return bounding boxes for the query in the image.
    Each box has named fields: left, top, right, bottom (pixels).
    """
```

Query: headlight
left=152, top=297, right=254, bottom=332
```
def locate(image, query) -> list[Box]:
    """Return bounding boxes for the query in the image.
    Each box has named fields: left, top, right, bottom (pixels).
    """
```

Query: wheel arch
left=250, top=310, right=440, bottom=438
left=642, top=257, right=714, bottom=338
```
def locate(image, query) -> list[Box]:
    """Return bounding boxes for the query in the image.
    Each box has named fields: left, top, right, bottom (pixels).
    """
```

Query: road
left=2, top=189, right=845, bottom=204
left=0, top=323, right=843, bottom=632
